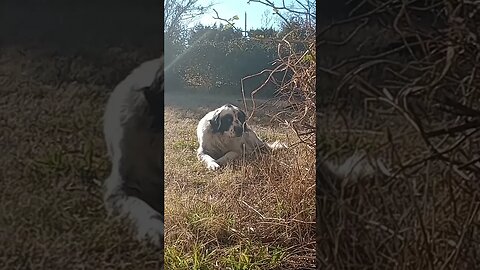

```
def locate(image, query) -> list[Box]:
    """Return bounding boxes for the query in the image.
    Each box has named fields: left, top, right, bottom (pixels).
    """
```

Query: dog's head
left=209, top=104, right=248, bottom=138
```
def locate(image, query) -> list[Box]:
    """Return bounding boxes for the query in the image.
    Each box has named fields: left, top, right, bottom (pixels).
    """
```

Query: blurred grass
left=316, top=109, right=480, bottom=269
left=0, top=46, right=162, bottom=269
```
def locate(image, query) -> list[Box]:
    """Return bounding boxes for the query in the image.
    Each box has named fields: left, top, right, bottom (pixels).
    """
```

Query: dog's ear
left=142, top=64, right=164, bottom=133
left=238, top=109, right=246, bottom=123
left=238, top=109, right=251, bottom=131
left=142, top=70, right=164, bottom=133
left=209, top=112, right=221, bottom=133
left=143, top=87, right=163, bottom=133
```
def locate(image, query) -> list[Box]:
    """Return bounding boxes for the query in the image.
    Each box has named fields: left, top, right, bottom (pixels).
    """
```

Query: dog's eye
left=223, top=115, right=233, bottom=124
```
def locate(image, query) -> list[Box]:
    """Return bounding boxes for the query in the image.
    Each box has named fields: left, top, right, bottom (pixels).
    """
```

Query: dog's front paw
left=207, top=161, right=221, bottom=171
left=136, top=214, right=164, bottom=248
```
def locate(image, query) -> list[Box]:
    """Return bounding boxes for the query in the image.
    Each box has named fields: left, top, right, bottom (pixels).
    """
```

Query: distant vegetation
left=164, top=4, right=312, bottom=98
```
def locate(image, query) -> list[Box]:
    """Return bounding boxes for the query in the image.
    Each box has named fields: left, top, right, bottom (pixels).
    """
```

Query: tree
left=164, top=0, right=212, bottom=82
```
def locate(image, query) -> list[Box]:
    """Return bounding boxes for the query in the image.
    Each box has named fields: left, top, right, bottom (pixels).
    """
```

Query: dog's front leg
left=216, top=151, right=239, bottom=166
left=198, top=152, right=221, bottom=171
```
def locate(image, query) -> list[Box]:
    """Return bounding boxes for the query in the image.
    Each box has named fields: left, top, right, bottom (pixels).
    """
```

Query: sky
left=187, top=0, right=312, bottom=30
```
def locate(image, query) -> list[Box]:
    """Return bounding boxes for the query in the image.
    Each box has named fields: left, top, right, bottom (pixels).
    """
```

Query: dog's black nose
left=234, top=126, right=243, bottom=137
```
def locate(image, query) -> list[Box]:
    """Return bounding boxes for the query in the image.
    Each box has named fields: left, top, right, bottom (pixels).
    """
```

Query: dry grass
left=0, top=47, right=163, bottom=269
left=164, top=103, right=315, bottom=269
left=316, top=110, right=480, bottom=269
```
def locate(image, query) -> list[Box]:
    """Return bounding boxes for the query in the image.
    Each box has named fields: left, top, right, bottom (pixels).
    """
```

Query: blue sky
left=187, top=0, right=310, bottom=30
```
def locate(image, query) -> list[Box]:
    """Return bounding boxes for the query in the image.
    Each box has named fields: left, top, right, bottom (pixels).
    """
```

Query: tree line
left=165, top=16, right=312, bottom=97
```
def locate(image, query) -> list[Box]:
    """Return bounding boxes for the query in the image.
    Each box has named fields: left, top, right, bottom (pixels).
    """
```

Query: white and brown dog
left=196, top=104, right=287, bottom=170
left=103, top=58, right=164, bottom=248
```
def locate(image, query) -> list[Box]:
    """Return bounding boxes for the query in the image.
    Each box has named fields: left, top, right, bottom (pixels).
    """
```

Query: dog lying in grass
left=103, top=58, right=164, bottom=249
left=196, top=104, right=287, bottom=170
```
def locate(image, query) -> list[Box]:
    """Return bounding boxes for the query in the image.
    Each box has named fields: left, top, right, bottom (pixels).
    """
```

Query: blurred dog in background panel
left=103, top=58, right=164, bottom=248
left=317, top=151, right=391, bottom=194
left=196, top=104, right=287, bottom=170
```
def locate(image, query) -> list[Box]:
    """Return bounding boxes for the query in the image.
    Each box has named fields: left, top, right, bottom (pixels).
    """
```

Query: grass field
left=163, top=94, right=315, bottom=269
left=0, top=45, right=315, bottom=269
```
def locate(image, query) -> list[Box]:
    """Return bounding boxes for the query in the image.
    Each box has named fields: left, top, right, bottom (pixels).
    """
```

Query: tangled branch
left=322, top=0, right=480, bottom=176
left=240, top=1, right=316, bottom=148
left=317, top=0, right=480, bottom=268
